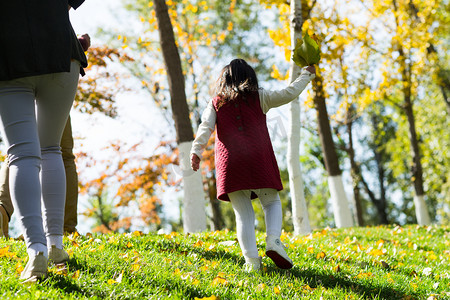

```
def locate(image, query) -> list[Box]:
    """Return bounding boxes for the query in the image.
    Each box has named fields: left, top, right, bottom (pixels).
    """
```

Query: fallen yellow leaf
left=376, top=239, right=385, bottom=247
left=0, top=246, right=16, bottom=258
left=369, top=249, right=385, bottom=256
left=72, top=269, right=80, bottom=279
left=194, top=295, right=218, bottom=300
left=132, top=264, right=140, bottom=272
left=16, top=262, right=24, bottom=274
left=194, top=240, right=203, bottom=247
left=212, top=276, right=228, bottom=286
left=274, top=286, right=281, bottom=294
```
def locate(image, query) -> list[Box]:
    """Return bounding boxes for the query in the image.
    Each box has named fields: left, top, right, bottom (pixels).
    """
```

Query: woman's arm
left=259, top=66, right=315, bottom=114
left=190, top=101, right=216, bottom=170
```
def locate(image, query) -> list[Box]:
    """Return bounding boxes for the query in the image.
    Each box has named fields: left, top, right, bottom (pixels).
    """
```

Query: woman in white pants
left=0, top=0, right=87, bottom=282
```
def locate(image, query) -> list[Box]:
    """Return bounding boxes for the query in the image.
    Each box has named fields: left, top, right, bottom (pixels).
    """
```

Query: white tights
left=228, top=188, right=282, bottom=259
left=0, top=61, right=79, bottom=255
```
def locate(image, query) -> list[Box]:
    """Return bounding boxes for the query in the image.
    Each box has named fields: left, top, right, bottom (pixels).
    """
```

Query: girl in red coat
left=191, top=59, right=315, bottom=272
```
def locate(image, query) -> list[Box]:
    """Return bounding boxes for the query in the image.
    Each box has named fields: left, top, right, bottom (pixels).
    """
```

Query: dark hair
left=214, top=59, right=259, bottom=109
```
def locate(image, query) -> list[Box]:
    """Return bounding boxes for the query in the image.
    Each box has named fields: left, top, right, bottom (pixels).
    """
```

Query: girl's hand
left=191, top=154, right=201, bottom=171
left=81, top=34, right=91, bottom=49
left=306, top=65, right=316, bottom=74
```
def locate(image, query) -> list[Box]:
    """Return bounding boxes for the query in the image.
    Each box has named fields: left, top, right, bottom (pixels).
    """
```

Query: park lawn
left=0, top=225, right=449, bottom=299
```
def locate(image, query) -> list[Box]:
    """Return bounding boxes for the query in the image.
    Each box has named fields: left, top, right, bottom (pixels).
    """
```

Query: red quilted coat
left=213, top=92, right=283, bottom=201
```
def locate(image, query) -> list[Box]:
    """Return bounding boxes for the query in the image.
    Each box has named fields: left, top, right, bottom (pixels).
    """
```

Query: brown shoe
left=0, top=205, right=8, bottom=238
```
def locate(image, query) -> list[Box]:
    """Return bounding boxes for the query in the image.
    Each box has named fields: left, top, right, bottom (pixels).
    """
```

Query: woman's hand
left=191, top=153, right=201, bottom=171
left=306, top=65, right=316, bottom=74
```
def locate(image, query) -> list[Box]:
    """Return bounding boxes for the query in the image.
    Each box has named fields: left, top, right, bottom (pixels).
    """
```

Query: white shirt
left=191, top=67, right=315, bottom=159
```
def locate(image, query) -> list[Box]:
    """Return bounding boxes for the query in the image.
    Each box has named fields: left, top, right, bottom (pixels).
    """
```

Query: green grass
left=1, top=225, right=449, bottom=299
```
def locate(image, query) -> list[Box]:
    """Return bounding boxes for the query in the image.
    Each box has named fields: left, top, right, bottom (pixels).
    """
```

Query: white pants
left=228, top=188, right=282, bottom=259
left=0, top=61, right=79, bottom=248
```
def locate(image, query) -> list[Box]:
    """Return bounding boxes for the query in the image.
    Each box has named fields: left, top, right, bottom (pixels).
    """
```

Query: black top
left=0, top=0, right=88, bottom=81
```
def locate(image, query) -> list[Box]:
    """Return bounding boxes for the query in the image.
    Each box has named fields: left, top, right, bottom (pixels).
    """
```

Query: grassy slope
left=0, top=225, right=449, bottom=299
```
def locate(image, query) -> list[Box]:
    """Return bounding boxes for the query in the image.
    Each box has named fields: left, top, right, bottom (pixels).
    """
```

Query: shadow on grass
left=46, top=273, right=91, bottom=297
left=264, top=265, right=415, bottom=300
left=149, top=237, right=243, bottom=264
left=43, top=258, right=101, bottom=298
left=190, top=247, right=242, bottom=263
left=186, top=248, right=416, bottom=299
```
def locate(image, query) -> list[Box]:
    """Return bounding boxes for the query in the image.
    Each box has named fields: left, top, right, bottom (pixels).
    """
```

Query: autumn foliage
left=78, top=141, right=179, bottom=233
left=74, top=46, right=135, bottom=118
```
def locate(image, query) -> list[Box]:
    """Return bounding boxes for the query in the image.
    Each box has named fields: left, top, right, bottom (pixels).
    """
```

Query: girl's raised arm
left=259, top=66, right=315, bottom=114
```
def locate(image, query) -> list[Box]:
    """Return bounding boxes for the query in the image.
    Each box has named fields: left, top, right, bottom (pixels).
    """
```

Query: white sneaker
left=244, top=256, right=262, bottom=272
left=48, top=245, right=69, bottom=265
left=265, top=235, right=293, bottom=269
left=20, top=252, right=48, bottom=282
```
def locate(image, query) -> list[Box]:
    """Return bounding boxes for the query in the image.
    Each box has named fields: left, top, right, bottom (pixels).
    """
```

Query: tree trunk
left=373, top=150, right=389, bottom=224
left=208, top=177, right=224, bottom=231
left=154, top=0, right=206, bottom=232
left=397, top=42, right=431, bottom=225
left=345, top=107, right=364, bottom=226
left=287, top=0, right=311, bottom=236
left=370, top=115, right=389, bottom=224
left=312, top=73, right=354, bottom=228
left=403, top=87, right=431, bottom=225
